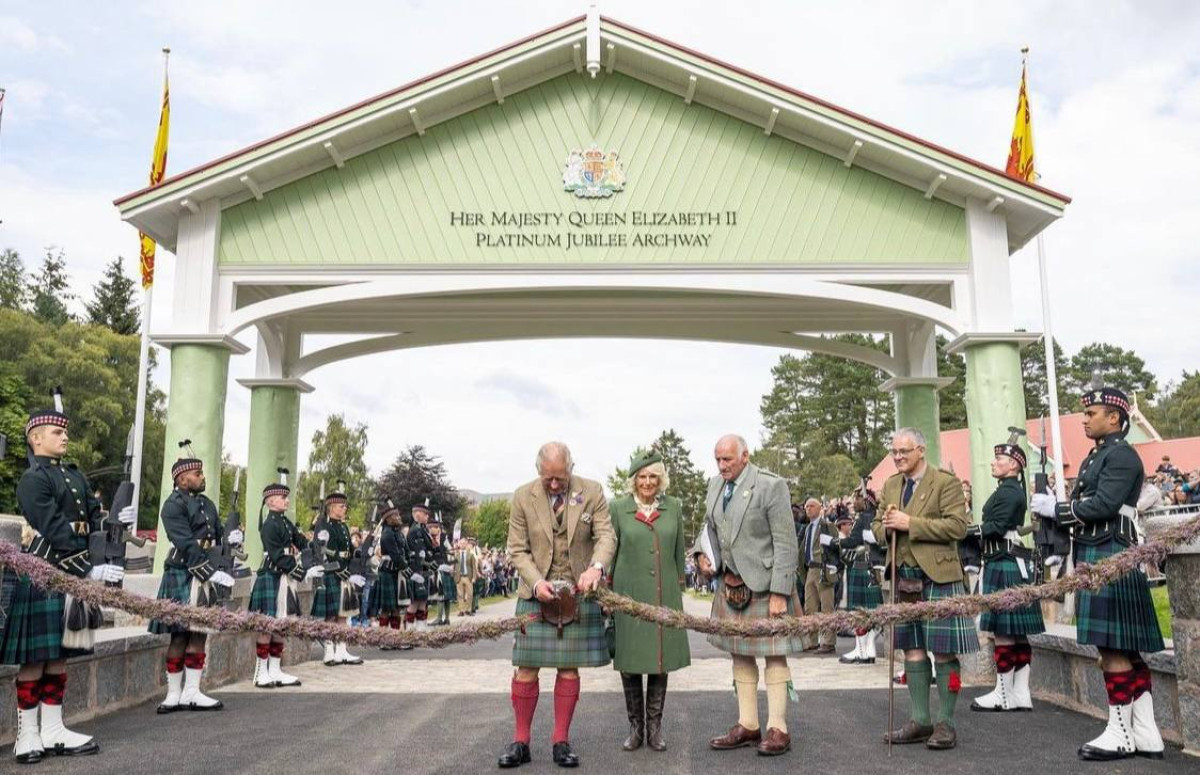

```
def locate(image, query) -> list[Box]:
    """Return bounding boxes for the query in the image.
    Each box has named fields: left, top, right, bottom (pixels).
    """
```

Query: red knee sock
left=993, top=644, right=1017, bottom=673
left=389, top=617, right=402, bottom=630
left=416, top=609, right=427, bottom=622
left=512, top=678, right=539, bottom=744
left=184, top=652, right=206, bottom=670
left=39, top=673, right=67, bottom=706
left=15, top=679, right=40, bottom=710
left=854, top=627, right=869, bottom=637
left=255, top=642, right=270, bottom=660
left=1129, top=657, right=1152, bottom=699
left=552, top=674, right=581, bottom=744
left=166, top=656, right=185, bottom=674
left=1104, top=670, right=1136, bottom=706
left=406, top=611, right=416, bottom=624
left=1012, top=642, right=1032, bottom=669
left=268, top=642, right=284, bottom=658
left=379, top=616, right=390, bottom=628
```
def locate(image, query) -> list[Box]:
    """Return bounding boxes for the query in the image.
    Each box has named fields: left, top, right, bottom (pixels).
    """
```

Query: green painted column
left=240, top=379, right=311, bottom=562
left=154, top=344, right=232, bottom=572
left=961, top=341, right=1029, bottom=520
left=883, top=378, right=949, bottom=468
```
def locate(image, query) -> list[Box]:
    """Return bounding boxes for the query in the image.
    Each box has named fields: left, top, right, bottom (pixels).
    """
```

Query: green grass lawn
left=1151, top=585, right=1172, bottom=639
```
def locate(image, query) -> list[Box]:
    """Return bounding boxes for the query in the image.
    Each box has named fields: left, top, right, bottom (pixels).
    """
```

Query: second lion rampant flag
left=139, top=62, right=170, bottom=289
left=1005, top=57, right=1035, bottom=183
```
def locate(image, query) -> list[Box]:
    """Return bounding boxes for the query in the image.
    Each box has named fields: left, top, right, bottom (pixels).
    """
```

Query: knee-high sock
left=15, top=679, right=40, bottom=710
left=935, top=659, right=962, bottom=724
left=1129, top=654, right=1152, bottom=699
left=552, top=673, right=581, bottom=744
left=764, top=656, right=790, bottom=734
left=511, top=677, right=539, bottom=744
left=38, top=673, right=67, bottom=706
left=904, top=659, right=932, bottom=726
left=731, top=654, right=760, bottom=731
left=184, top=652, right=206, bottom=670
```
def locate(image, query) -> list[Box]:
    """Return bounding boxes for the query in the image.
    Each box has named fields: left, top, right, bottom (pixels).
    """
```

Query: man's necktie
left=902, top=478, right=915, bottom=508
left=722, top=481, right=735, bottom=511
left=804, top=522, right=816, bottom=564
left=552, top=493, right=565, bottom=527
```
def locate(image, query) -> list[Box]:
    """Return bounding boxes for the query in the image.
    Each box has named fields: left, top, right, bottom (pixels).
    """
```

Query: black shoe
left=498, top=741, right=531, bottom=768
left=47, top=740, right=100, bottom=757
left=552, top=742, right=579, bottom=768
left=15, top=749, right=43, bottom=764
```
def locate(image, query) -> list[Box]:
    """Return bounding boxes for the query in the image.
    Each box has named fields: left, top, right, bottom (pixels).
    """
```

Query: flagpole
left=130, top=48, right=170, bottom=513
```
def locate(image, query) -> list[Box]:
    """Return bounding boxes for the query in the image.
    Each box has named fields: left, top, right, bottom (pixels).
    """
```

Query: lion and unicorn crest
left=561, top=143, right=626, bottom=198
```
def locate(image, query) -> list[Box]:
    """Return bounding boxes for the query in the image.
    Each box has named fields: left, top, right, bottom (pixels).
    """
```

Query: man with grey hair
left=500, top=442, right=615, bottom=769
left=872, top=426, right=976, bottom=751
left=799, top=497, right=838, bottom=653
left=694, top=434, right=802, bottom=756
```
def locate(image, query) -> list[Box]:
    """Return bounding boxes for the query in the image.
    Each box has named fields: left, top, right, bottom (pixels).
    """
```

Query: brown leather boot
left=645, top=674, right=668, bottom=751
left=620, top=673, right=644, bottom=751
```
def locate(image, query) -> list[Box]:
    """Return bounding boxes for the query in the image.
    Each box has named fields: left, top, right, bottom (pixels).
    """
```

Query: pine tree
left=29, top=248, right=75, bottom=326
left=375, top=445, right=467, bottom=535
left=0, top=248, right=29, bottom=311
left=85, top=256, right=140, bottom=335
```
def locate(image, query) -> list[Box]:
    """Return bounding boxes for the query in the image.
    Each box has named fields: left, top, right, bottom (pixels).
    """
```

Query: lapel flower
left=570, top=491, right=584, bottom=506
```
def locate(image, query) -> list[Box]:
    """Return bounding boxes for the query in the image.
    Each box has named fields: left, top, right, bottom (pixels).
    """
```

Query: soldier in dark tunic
left=1, top=405, right=132, bottom=762
left=149, top=454, right=234, bottom=713
left=405, top=502, right=436, bottom=632
left=971, top=437, right=1044, bottom=712
left=311, top=483, right=365, bottom=666
left=428, top=515, right=454, bottom=626
left=1041, top=388, right=1164, bottom=760
left=246, top=475, right=324, bottom=688
left=369, top=501, right=411, bottom=649
left=838, top=489, right=883, bottom=665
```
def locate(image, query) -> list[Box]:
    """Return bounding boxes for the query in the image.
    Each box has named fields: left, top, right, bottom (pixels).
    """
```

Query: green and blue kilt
left=512, top=596, right=609, bottom=668
left=707, top=581, right=805, bottom=657
left=148, top=566, right=196, bottom=635
left=892, top=565, right=980, bottom=655
left=439, top=571, right=456, bottom=604
left=0, top=573, right=90, bottom=664
left=1074, top=540, right=1164, bottom=653
left=979, top=557, right=1045, bottom=636
left=368, top=571, right=401, bottom=617
left=249, top=570, right=284, bottom=617
left=311, top=573, right=343, bottom=619
left=846, top=566, right=883, bottom=610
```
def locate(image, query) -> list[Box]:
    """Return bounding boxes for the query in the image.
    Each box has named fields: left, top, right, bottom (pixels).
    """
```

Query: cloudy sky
left=1, top=1, right=1197, bottom=492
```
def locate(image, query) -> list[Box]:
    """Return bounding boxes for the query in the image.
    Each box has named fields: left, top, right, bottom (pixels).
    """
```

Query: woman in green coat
left=610, top=451, right=691, bottom=753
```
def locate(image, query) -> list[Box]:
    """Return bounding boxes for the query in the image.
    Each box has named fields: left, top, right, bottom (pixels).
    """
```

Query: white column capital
left=236, top=377, right=315, bottom=393
left=150, top=334, right=251, bottom=354
left=880, top=376, right=956, bottom=393
left=944, top=331, right=1041, bottom=356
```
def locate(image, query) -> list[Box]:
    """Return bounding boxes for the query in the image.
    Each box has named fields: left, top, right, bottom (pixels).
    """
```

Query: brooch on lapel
left=743, top=490, right=750, bottom=498
left=570, top=491, right=584, bottom=506
left=580, top=512, right=593, bottom=524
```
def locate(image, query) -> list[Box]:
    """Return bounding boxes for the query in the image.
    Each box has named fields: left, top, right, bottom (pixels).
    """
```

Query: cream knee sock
left=764, top=656, right=791, bottom=733
left=732, top=655, right=760, bottom=731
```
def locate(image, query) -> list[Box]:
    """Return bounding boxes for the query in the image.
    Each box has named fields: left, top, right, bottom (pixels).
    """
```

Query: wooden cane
left=887, top=518, right=898, bottom=757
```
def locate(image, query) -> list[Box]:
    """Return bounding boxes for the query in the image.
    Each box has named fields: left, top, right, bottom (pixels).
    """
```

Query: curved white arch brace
left=222, top=274, right=966, bottom=341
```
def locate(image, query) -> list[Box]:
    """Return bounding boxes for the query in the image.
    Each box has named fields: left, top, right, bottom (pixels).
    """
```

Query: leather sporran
left=894, top=576, right=923, bottom=604
left=722, top=572, right=752, bottom=611
left=540, top=581, right=578, bottom=638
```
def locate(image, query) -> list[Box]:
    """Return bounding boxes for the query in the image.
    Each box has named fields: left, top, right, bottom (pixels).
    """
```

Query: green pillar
left=960, top=341, right=1029, bottom=520
left=154, top=343, right=233, bottom=572
left=883, top=377, right=949, bottom=468
left=240, top=379, right=311, bottom=562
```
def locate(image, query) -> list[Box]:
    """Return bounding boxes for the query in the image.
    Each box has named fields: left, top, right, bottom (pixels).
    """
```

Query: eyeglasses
left=889, top=447, right=919, bottom=457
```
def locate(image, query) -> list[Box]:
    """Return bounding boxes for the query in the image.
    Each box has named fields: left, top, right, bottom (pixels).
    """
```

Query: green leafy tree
left=1068, top=342, right=1158, bottom=403
left=0, top=248, right=29, bottom=312
left=375, top=445, right=467, bottom=536
left=609, top=430, right=709, bottom=545
left=1147, top=371, right=1200, bottom=440
left=936, top=335, right=967, bottom=430
left=466, top=499, right=511, bottom=548
left=30, top=248, right=75, bottom=326
left=0, top=369, right=33, bottom=513
left=294, top=414, right=372, bottom=528
left=1022, top=337, right=1072, bottom=418
left=85, top=256, right=140, bottom=335
left=797, top=453, right=860, bottom=500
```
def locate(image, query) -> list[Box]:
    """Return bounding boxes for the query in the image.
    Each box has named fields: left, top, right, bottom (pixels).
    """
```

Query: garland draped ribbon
left=1, top=512, right=1196, bottom=650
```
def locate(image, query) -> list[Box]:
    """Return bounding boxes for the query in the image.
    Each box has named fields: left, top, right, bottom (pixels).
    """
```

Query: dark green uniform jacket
left=161, top=487, right=223, bottom=581
left=259, top=511, right=309, bottom=580
left=19, top=456, right=101, bottom=577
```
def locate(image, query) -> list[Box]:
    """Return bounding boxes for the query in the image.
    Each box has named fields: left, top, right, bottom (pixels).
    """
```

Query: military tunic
left=248, top=511, right=309, bottom=618
left=0, top=457, right=101, bottom=664
left=978, top=477, right=1044, bottom=636
left=369, top=523, right=408, bottom=617
left=311, top=519, right=353, bottom=619
left=406, top=522, right=435, bottom=602
left=149, top=487, right=225, bottom=634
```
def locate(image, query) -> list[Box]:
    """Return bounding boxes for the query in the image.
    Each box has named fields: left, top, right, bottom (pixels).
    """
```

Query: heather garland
left=0, top=511, right=1195, bottom=648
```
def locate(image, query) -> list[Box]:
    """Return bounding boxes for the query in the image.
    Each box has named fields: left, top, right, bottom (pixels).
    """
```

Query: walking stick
left=887, top=524, right=898, bottom=757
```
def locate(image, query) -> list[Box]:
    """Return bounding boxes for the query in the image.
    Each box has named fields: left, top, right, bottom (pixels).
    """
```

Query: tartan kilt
left=846, top=566, right=883, bottom=610
left=148, top=566, right=197, bottom=635
left=1074, top=540, right=1164, bottom=653
left=892, top=565, right=980, bottom=655
left=311, top=574, right=342, bottom=619
left=706, top=580, right=805, bottom=657
left=0, top=573, right=90, bottom=665
left=368, top=571, right=402, bottom=617
left=979, top=556, right=1045, bottom=636
left=249, top=570, right=285, bottom=617
left=439, top=571, right=456, bottom=604
left=512, top=596, right=609, bottom=668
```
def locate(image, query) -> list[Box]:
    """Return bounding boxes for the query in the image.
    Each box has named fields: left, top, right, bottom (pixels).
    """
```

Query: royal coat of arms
left=562, top=144, right=625, bottom=198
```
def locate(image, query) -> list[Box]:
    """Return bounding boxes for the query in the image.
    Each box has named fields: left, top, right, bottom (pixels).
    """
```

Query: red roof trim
left=602, top=16, right=1071, bottom=205
left=113, top=15, right=587, bottom=206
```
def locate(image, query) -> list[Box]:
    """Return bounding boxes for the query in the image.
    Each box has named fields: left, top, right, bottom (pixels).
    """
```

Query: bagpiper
left=971, top=432, right=1045, bottom=712
left=310, top=481, right=365, bottom=666
left=148, top=445, right=235, bottom=713
left=1037, top=387, right=1165, bottom=760
left=405, top=500, right=436, bottom=631
left=247, top=469, right=324, bottom=688
left=1, top=392, right=134, bottom=762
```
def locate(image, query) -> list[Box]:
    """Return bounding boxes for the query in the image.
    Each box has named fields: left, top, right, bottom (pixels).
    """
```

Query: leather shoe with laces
left=925, top=722, right=957, bottom=750
left=883, top=719, right=934, bottom=744
left=709, top=723, right=762, bottom=750
left=552, top=741, right=579, bottom=768
left=497, top=741, right=531, bottom=768
left=756, top=727, right=791, bottom=756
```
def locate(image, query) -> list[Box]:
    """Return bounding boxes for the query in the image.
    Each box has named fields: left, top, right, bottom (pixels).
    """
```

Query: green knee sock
left=905, top=659, right=932, bottom=726
left=936, top=659, right=961, bottom=725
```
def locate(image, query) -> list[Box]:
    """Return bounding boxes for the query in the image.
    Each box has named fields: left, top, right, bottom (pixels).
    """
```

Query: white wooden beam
left=322, top=141, right=345, bottom=169
left=843, top=140, right=863, bottom=168
left=605, top=43, right=616, bottom=74
left=986, top=195, right=1005, bottom=213
left=585, top=2, right=600, bottom=77
left=924, top=173, right=946, bottom=200
left=178, top=198, right=200, bottom=215
left=239, top=175, right=263, bottom=201
left=490, top=74, right=504, bottom=104
left=572, top=43, right=583, bottom=74
left=684, top=74, right=697, bottom=105
left=408, top=107, right=425, bottom=136
left=763, top=106, right=780, bottom=136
